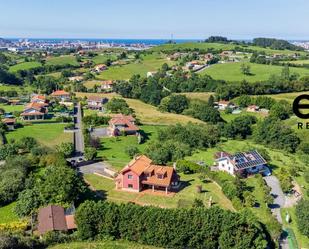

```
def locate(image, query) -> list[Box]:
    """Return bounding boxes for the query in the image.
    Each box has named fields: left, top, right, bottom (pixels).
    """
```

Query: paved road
left=74, top=103, right=84, bottom=156
left=264, top=176, right=289, bottom=249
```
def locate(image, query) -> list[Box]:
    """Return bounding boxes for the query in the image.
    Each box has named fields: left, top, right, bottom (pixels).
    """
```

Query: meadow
left=97, top=125, right=161, bottom=170
left=0, top=202, right=19, bottom=224
left=96, top=53, right=174, bottom=80
left=0, top=103, right=24, bottom=112
left=91, top=53, right=117, bottom=65
left=45, top=55, right=79, bottom=66
left=84, top=172, right=234, bottom=210
left=200, top=62, right=309, bottom=82
left=75, top=92, right=203, bottom=125
left=9, top=61, right=42, bottom=72
left=151, top=42, right=308, bottom=55
left=6, top=123, right=72, bottom=147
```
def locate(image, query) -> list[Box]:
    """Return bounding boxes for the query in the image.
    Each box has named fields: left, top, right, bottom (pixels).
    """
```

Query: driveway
left=77, top=161, right=116, bottom=178
left=91, top=127, right=109, bottom=138
left=264, top=175, right=286, bottom=223
left=73, top=103, right=84, bottom=156
left=263, top=175, right=289, bottom=249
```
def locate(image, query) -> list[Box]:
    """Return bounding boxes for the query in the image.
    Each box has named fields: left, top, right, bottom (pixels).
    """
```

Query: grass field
left=91, top=53, right=117, bottom=65
left=281, top=207, right=309, bottom=249
left=46, top=55, right=79, bottom=66
left=0, top=103, right=24, bottom=112
left=84, top=173, right=234, bottom=210
left=124, top=98, right=203, bottom=125
left=262, top=91, right=309, bottom=103
left=0, top=84, right=34, bottom=94
left=98, top=125, right=161, bottom=170
left=286, top=59, right=309, bottom=65
left=151, top=42, right=308, bottom=55
left=200, top=62, right=309, bottom=82
left=75, top=92, right=204, bottom=125
left=0, top=202, right=19, bottom=224
left=49, top=240, right=161, bottom=249
left=96, top=53, right=174, bottom=80
left=9, top=61, right=42, bottom=72
left=220, top=111, right=265, bottom=122
left=6, top=123, right=72, bottom=148
left=179, top=92, right=213, bottom=102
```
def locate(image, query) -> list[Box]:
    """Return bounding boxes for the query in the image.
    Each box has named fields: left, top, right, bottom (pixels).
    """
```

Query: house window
left=128, top=174, right=133, bottom=179
left=128, top=184, right=133, bottom=189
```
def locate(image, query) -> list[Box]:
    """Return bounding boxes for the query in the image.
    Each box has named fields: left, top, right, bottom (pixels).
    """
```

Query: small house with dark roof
left=37, top=205, right=77, bottom=235
left=87, top=95, right=107, bottom=110
left=108, top=114, right=139, bottom=136
left=115, top=155, right=180, bottom=194
left=2, top=118, right=16, bottom=130
left=214, top=150, right=268, bottom=176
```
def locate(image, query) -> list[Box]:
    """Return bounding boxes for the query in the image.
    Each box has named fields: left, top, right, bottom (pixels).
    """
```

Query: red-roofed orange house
left=115, top=155, right=180, bottom=194
left=108, top=114, right=139, bottom=136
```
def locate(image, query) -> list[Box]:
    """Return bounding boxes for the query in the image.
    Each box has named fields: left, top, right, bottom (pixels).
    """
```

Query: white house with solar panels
left=214, top=150, right=270, bottom=177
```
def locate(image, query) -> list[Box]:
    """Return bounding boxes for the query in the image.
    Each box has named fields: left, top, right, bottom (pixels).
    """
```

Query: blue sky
left=1, top=0, right=309, bottom=39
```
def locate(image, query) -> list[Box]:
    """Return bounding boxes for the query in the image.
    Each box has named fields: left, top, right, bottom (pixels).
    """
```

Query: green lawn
left=151, top=42, right=308, bottom=55
left=220, top=111, right=265, bottom=122
left=0, top=202, right=19, bottom=224
left=281, top=207, right=309, bottom=249
left=91, top=54, right=117, bottom=65
left=0, top=103, right=24, bottom=113
left=49, top=240, right=161, bottom=249
left=0, top=84, right=33, bottom=94
left=9, top=61, right=42, bottom=72
left=286, top=59, right=309, bottom=65
left=6, top=123, right=73, bottom=148
left=200, top=62, right=309, bottom=82
left=46, top=55, right=79, bottom=66
left=262, top=91, right=309, bottom=103
left=97, top=54, right=174, bottom=80
left=98, top=125, right=162, bottom=170
left=84, top=173, right=234, bottom=210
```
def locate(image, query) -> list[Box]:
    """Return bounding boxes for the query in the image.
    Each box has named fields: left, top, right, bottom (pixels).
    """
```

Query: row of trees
left=76, top=200, right=269, bottom=249
left=145, top=123, right=220, bottom=164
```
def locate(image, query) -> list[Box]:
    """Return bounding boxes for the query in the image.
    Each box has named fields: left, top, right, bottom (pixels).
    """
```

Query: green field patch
left=0, top=202, right=19, bottom=224
left=200, top=62, right=309, bottom=82
left=98, top=125, right=161, bottom=170
left=6, top=123, right=72, bottom=148
left=97, top=53, right=174, bottom=80
left=9, top=61, right=42, bottom=72
left=46, top=55, right=79, bottom=66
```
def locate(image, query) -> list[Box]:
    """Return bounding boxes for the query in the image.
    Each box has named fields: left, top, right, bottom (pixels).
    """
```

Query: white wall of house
left=217, top=158, right=235, bottom=175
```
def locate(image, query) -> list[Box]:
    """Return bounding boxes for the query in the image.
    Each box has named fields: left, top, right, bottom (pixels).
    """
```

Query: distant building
left=115, top=155, right=180, bottom=194
left=216, top=100, right=236, bottom=110
left=20, top=102, right=48, bottom=121
left=214, top=150, right=268, bottom=176
left=246, top=105, right=260, bottom=113
left=68, top=76, right=83, bottom=82
left=31, top=94, right=48, bottom=106
left=100, top=80, right=114, bottom=91
left=37, top=205, right=77, bottom=235
left=108, top=114, right=139, bottom=136
left=147, top=71, right=157, bottom=78
left=94, top=64, right=107, bottom=72
left=87, top=95, right=107, bottom=110
left=2, top=118, right=16, bottom=130
left=50, top=90, right=70, bottom=101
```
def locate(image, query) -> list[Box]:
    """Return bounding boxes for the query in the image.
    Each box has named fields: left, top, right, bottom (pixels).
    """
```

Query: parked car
left=262, top=166, right=272, bottom=176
